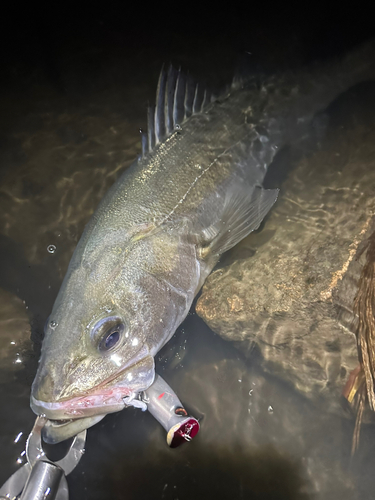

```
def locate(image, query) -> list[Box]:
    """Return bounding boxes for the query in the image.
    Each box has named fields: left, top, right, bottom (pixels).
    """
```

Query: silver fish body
left=31, top=43, right=375, bottom=441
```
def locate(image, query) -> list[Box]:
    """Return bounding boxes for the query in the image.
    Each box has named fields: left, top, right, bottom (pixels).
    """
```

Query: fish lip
left=42, top=414, right=107, bottom=444
left=46, top=418, right=75, bottom=428
left=30, top=389, right=128, bottom=420
left=31, top=352, right=155, bottom=420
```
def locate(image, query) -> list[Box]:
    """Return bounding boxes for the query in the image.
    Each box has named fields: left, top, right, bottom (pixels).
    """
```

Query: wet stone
left=196, top=85, right=375, bottom=417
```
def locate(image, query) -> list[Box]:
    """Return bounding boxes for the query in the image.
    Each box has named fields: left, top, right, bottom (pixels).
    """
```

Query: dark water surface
left=1, top=14, right=375, bottom=500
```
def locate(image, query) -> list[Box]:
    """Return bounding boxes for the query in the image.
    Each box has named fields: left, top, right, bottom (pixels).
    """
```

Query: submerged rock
left=196, top=82, right=375, bottom=415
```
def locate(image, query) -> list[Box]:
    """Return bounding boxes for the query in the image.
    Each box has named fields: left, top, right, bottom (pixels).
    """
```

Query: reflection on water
left=1, top=37, right=375, bottom=500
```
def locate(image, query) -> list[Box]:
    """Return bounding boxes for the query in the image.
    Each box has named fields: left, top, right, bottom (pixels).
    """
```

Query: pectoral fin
left=200, top=186, right=278, bottom=258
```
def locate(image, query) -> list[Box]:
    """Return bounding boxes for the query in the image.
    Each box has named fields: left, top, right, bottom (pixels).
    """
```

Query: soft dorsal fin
left=200, top=186, right=279, bottom=258
left=141, top=66, right=214, bottom=157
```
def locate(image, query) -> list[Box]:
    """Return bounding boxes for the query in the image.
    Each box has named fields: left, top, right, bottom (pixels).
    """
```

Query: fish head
left=31, top=306, right=155, bottom=421
left=30, top=242, right=177, bottom=427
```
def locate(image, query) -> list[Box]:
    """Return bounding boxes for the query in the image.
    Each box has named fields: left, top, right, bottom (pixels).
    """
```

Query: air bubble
left=50, top=321, right=58, bottom=329
left=175, top=124, right=182, bottom=131
left=47, top=245, right=56, bottom=254
left=268, top=405, right=274, bottom=413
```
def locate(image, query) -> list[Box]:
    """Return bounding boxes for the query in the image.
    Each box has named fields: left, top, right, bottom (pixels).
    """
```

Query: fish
left=30, top=42, right=375, bottom=443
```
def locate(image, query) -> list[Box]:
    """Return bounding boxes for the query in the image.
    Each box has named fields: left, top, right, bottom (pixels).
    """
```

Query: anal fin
left=200, top=185, right=278, bottom=258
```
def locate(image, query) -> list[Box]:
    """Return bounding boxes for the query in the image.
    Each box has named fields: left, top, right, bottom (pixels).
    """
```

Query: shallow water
left=1, top=30, right=375, bottom=500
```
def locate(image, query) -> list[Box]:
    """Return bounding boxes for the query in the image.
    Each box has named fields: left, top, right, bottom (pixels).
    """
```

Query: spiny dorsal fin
left=200, top=186, right=279, bottom=258
left=141, top=66, right=214, bottom=157
left=155, top=67, right=167, bottom=143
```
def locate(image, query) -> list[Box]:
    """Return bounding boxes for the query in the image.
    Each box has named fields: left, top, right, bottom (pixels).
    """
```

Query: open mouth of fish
left=30, top=352, right=155, bottom=439
left=30, top=385, right=132, bottom=444
left=31, top=384, right=133, bottom=419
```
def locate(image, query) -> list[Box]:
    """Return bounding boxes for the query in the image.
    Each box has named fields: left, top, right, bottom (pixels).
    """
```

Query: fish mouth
left=30, top=353, right=155, bottom=421
left=31, top=385, right=131, bottom=420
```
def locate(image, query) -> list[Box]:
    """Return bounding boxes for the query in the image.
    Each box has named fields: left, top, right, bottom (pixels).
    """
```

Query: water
left=1, top=18, right=375, bottom=500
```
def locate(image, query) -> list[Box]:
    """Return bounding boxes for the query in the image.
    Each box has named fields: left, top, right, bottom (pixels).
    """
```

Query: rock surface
left=196, top=82, right=375, bottom=414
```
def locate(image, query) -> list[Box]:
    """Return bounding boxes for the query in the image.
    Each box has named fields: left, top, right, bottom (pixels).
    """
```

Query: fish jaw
left=42, top=415, right=106, bottom=444
left=30, top=385, right=130, bottom=420
left=30, top=354, right=155, bottom=420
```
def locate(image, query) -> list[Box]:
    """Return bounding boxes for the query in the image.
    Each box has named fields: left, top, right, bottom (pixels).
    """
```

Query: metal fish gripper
left=0, top=416, right=86, bottom=500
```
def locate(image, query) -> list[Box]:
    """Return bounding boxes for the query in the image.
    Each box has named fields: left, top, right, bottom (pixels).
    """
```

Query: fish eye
left=91, top=316, right=126, bottom=353
left=99, top=324, right=124, bottom=352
